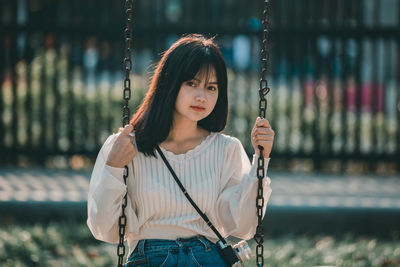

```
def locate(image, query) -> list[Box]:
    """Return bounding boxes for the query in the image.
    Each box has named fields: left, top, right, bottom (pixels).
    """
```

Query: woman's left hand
left=251, top=117, right=275, bottom=158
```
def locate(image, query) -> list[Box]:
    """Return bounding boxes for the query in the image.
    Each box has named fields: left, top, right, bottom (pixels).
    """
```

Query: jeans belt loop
left=138, top=239, right=146, bottom=256
left=198, top=236, right=212, bottom=252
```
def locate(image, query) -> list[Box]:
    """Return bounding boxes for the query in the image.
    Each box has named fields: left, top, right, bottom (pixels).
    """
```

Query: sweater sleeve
left=87, top=133, right=139, bottom=244
left=215, top=137, right=272, bottom=240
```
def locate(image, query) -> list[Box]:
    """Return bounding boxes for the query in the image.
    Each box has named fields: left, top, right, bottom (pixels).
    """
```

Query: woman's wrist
left=255, top=151, right=270, bottom=158
left=106, top=160, right=124, bottom=169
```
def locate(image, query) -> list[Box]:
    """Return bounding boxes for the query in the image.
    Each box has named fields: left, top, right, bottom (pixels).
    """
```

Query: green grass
left=0, top=222, right=399, bottom=267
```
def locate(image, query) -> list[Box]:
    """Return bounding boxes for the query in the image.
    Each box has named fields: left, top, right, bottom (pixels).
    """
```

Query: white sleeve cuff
left=250, top=155, right=270, bottom=179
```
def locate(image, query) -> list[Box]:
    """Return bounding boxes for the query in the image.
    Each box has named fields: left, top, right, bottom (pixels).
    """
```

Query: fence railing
left=1, top=0, right=399, bottom=173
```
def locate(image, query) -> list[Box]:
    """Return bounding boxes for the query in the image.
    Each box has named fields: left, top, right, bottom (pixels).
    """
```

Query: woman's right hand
left=106, top=124, right=137, bottom=168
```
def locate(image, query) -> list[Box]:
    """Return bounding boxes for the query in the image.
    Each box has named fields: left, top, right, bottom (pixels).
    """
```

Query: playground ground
left=0, top=168, right=399, bottom=266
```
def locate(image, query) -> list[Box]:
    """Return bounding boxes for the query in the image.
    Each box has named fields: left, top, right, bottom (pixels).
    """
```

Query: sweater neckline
left=158, top=132, right=217, bottom=161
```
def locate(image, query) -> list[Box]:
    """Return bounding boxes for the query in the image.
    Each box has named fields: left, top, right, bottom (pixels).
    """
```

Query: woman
left=87, top=34, right=274, bottom=266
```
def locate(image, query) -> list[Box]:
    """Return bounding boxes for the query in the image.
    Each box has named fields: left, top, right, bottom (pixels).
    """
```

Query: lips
left=191, top=106, right=205, bottom=111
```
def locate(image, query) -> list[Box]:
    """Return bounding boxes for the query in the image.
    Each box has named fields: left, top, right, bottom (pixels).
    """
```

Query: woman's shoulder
left=212, top=133, right=246, bottom=161
left=213, top=132, right=242, bottom=149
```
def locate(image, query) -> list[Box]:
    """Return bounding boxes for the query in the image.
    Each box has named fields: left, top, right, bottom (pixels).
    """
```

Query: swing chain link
left=118, top=1, right=133, bottom=266
left=255, top=0, right=270, bottom=266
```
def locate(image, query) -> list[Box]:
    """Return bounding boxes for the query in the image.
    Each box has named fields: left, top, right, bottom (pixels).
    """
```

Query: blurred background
left=1, top=0, right=400, bottom=266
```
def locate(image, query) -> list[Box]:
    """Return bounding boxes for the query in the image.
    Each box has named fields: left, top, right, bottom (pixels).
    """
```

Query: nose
left=195, top=87, right=207, bottom=102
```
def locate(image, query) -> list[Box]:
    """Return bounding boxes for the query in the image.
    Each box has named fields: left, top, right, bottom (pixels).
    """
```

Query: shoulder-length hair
left=130, top=34, right=228, bottom=157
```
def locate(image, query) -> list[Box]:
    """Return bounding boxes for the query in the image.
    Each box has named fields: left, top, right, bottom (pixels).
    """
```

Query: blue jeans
left=124, top=235, right=228, bottom=267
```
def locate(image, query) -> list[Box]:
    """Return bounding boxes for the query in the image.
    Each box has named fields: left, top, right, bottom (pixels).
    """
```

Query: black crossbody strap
left=155, top=145, right=228, bottom=245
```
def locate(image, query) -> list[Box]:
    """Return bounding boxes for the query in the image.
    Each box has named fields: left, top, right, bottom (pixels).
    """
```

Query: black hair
left=130, top=34, right=228, bottom=157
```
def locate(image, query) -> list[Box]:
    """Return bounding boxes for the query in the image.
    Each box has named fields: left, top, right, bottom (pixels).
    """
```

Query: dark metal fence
left=1, top=0, right=399, bottom=173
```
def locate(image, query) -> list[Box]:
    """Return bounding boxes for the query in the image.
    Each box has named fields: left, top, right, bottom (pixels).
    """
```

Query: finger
left=255, top=134, right=274, bottom=139
left=253, top=117, right=262, bottom=128
left=120, top=124, right=134, bottom=136
left=256, top=118, right=271, bottom=128
left=254, top=128, right=274, bottom=136
left=257, top=128, right=275, bottom=135
left=254, top=135, right=274, bottom=142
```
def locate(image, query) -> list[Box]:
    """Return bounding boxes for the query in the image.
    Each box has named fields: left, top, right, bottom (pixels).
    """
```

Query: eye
left=186, top=81, right=196, bottom=87
left=208, top=86, right=217, bottom=91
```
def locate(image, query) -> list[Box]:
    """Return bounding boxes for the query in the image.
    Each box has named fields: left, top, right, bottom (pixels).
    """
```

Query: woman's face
left=174, top=67, right=219, bottom=124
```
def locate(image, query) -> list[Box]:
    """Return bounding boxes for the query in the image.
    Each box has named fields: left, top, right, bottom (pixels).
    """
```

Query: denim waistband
left=135, top=236, right=213, bottom=256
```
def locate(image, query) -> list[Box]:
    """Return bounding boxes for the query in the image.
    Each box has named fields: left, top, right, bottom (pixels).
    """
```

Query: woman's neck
left=166, top=123, right=208, bottom=144
left=160, top=112, right=210, bottom=155
left=161, top=124, right=210, bottom=155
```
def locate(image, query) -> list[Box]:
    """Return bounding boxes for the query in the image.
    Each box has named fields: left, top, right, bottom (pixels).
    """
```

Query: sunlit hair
left=130, top=34, right=228, bottom=157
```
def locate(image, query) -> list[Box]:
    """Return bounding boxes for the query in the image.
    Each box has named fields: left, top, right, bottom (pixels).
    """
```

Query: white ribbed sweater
left=87, top=132, right=272, bottom=256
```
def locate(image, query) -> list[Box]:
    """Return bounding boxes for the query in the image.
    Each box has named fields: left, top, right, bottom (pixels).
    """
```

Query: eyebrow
left=192, top=78, right=218, bottom=84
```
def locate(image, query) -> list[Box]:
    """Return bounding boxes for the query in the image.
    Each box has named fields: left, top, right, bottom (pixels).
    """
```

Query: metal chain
left=117, top=1, right=133, bottom=266
left=254, top=0, right=270, bottom=266
left=116, top=1, right=268, bottom=266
